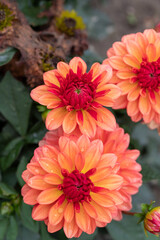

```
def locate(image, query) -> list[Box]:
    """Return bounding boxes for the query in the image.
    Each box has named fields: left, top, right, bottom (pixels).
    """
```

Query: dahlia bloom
left=21, top=127, right=142, bottom=238
left=31, top=57, right=121, bottom=137
left=144, top=206, right=160, bottom=236
left=103, top=29, right=160, bottom=130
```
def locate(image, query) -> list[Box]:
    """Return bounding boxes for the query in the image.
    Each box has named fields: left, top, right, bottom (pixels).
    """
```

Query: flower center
left=51, top=69, right=97, bottom=111
left=132, top=58, right=160, bottom=92
left=58, top=169, right=96, bottom=206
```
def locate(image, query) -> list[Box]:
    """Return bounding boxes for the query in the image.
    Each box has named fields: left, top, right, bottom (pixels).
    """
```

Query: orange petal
left=126, top=40, right=143, bottom=62
left=21, top=184, right=30, bottom=197
left=90, top=167, right=112, bottom=182
left=152, top=92, right=160, bottom=114
left=98, top=153, right=117, bottom=168
left=109, top=56, right=128, bottom=70
left=57, top=62, right=70, bottom=78
left=77, top=135, right=90, bottom=153
left=44, top=173, right=63, bottom=185
left=127, top=100, right=139, bottom=116
left=43, top=70, right=60, bottom=87
left=127, top=86, right=140, bottom=101
left=95, top=175, right=123, bottom=190
left=69, top=57, right=87, bottom=74
left=32, top=204, right=51, bottom=221
left=144, top=29, right=157, bottom=44
left=23, top=189, right=40, bottom=205
left=59, top=137, right=79, bottom=167
left=90, top=200, right=112, bottom=223
left=48, top=220, right=64, bottom=233
left=62, top=111, right=77, bottom=134
left=113, top=95, right=128, bottom=109
left=97, top=84, right=121, bottom=99
left=123, top=54, right=140, bottom=68
left=49, top=200, right=67, bottom=225
left=75, top=152, right=85, bottom=172
left=117, top=70, right=137, bottom=79
left=22, top=170, right=33, bottom=182
left=139, top=95, right=151, bottom=115
left=39, top=93, right=60, bottom=109
left=91, top=192, right=114, bottom=207
left=112, top=41, right=127, bottom=56
left=46, top=107, right=68, bottom=130
left=96, top=107, right=116, bottom=131
left=117, top=81, right=137, bottom=95
left=27, top=162, right=46, bottom=175
left=37, top=188, right=62, bottom=204
left=30, top=85, right=49, bottom=102
left=82, top=140, right=103, bottom=173
left=146, top=44, right=156, bottom=62
left=38, top=158, right=61, bottom=176
left=42, top=145, right=59, bottom=160
left=75, top=204, right=90, bottom=232
left=64, top=217, right=79, bottom=238
left=155, top=39, right=160, bottom=60
left=79, top=111, right=96, bottom=138
left=82, top=201, right=97, bottom=218
left=58, top=153, right=73, bottom=172
left=135, top=32, right=148, bottom=54
left=64, top=202, right=74, bottom=223
left=27, top=176, right=52, bottom=190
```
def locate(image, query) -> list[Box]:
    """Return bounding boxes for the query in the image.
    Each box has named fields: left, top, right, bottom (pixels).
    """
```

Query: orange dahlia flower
left=21, top=127, right=142, bottom=238
left=103, top=29, right=160, bottom=130
left=31, top=57, right=121, bottom=137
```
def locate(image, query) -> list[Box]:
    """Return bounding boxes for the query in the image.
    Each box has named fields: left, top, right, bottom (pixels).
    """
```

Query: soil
left=91, top=0, right=160, bottom=58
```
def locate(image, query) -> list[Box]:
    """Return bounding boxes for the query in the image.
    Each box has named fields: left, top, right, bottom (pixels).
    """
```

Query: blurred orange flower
left=21, top=127, right=141, bottom=238
left=103, top=29, right=160, bottom=131
left=31, top=57, right=121, bottom=137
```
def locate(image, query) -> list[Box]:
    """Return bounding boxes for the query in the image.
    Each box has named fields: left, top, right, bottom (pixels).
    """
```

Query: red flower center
left=58, top=168, right=96, bottom=209
left=133, top=58, right=160, bottom=93
left=50, top=69, right=97, bottom=110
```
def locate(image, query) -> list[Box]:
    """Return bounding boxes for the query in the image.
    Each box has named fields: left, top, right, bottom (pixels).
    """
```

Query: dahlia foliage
left=22, top=127, right=142, bottom=238
left=103, top=29, right=160, bottom=133
left=21, top=29, right=160, bottom=238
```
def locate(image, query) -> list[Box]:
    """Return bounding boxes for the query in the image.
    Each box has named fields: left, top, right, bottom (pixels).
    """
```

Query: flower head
left=22, top=126, right=142, bottom=237
left=31, top=57, right=121, bottom=137
left=104, top=29, right=160, bottom=130
left=0, top=3, right=14, bottom=31
left=56, top=10, right=85, bottom=36
left=144, top=206, right=160, bottom=236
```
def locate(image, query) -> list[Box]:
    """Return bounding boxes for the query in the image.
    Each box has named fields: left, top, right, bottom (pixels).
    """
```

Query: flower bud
left=144, top=207, right=160, bottom=236
left=1, top=202, right=14, bottom=215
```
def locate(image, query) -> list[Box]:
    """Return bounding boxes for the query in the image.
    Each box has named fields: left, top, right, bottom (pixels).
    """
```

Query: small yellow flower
left=56, top=10, right=85, bottom=36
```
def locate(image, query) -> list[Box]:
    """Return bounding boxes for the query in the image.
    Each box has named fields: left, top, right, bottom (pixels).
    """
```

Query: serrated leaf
left=0, top=217, right=9, bottom=240
left=21, top=202, right=39, bottom=233
left=0, top=137, right=24, bottom=171
left=0, top=47, right=17, bottom=66
left=6, top=216, right=18, bottom=240
left=16, top=157, right=28, bottom=186
left=0, top=72, right=32, bottom=136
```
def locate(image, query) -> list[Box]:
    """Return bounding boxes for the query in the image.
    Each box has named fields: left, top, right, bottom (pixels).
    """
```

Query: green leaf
left=40, top=222, right=54, bottom=240
left=0, top=217, right=9, bottom=240
left=0, top=182, right=17, bottom=197
left=0, top=47, right=17, bottom=66
left=22, top=7, right=48, bottom=26
left=141, top=163, right=160, bottom=182
left=0, top=137, right=24, bottom=171
left=0, top=72, right=32, bottom=136
left=21, top=202, right=39, bottom=233
left=26, top=121, right=46, bottom=144
left=6, top=216, right=18, bottom=240
left=107, top=215, right=157, bottom=240
left=16, top=157, right=28, bottom=186
left=17, top=224, right=40, bottom=240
